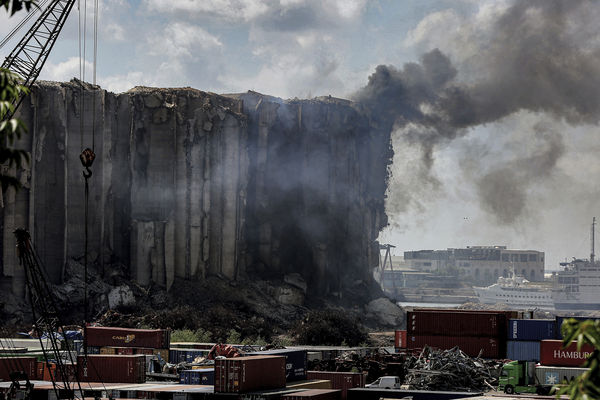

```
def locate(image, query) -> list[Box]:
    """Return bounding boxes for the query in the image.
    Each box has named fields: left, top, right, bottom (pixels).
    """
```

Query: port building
left=403, top=246, right=545, bottom=285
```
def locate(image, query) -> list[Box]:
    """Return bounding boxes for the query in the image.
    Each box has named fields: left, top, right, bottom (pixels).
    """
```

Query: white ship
left=473, top=273, right=554, bottom=310
left=552, top=218, right=600, bottom=310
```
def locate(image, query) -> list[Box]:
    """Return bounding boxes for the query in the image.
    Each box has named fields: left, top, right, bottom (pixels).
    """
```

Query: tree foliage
left=0, top=0, right=35, bottom=15
left=558, top=319, right=600, bottom=399
left=0, top=68, right=30, bottom=190
left=1, top=0, right=34, bottom=191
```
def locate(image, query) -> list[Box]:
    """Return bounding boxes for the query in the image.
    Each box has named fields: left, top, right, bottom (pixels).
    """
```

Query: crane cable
left=0, top=0, right=50, bottom=50
left=77, top=0, right=99, bottom=377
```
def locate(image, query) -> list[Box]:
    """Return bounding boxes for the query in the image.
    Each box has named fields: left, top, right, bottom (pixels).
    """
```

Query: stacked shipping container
left=85, top=326, right=170, bottom=349
left=0, top=357, right=37, bottom=381
left=540, top=340, right=594, bottom=367
left=406, top=310, right=509, bottom=358
left=77, top=354, right=146, bottom=383
left=214, top=355, right=286, bottom=393
left=506, top=319, right=556, bottom=361
left=179, top=368, right=214, bottom=385
left=250, top=349, right=308, bottom=382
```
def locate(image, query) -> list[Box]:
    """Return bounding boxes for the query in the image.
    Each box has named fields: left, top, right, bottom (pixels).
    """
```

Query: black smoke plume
left=354, top=0, right=600, bottom=224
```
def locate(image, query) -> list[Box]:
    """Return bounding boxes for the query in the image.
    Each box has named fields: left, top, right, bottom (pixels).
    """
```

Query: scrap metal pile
left=403, top=346, right=504, bottom=392
left=309, top=346, right=503, bottom=392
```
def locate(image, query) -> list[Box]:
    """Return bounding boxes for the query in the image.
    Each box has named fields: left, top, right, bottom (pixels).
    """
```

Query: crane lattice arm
left=14, top=229, right=83, bottom=400
left=2, top=0, right=76, bottom=118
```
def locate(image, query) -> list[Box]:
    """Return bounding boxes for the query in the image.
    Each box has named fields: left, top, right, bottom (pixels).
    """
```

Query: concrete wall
left=0, top=82, right=390, bottom=296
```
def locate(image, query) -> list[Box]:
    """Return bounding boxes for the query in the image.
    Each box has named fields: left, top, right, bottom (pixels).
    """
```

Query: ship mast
left=592, top=217, right=596, bottom=263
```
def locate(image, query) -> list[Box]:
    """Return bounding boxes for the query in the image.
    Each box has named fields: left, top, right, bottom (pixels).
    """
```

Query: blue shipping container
left=169, top=349, right=209, bottom=364
left=507, top=319, right=556, bottom=341
left=251, top=349, right=307, bottom=382
left=556, top=316, right=600, bottom=338
left=507, top=341, right=540, bottom=361
left=179, top=369, right=214, bottom=385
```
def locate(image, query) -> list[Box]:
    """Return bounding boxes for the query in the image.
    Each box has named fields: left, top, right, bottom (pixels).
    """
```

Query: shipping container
left=555, top=316, right=600, bottom=339
left=535, top=365, right=588, bottom=385
left=251, top=349, right=307, bottom=382
left=507, top=341, right=540, bottom=361
left=168, top=348, right=208, bottom=364
left=179, top=369, right=214, bottom=385
left=100, top=346, right=117, bottom=355
left=306, top=371, right=366, bottom=400
left=100, top=346, right=155, bottom=356
left=287, top=380, right=332, bottom=390
left=0, top=357, right=37, bottom=380
left=407, top=335, right=505, bottom=358
left=77, top=354, right=146, bottom=383
left=36, top=361, right=77, bottom=382
left=394, top=330, right=407, bottom=349
left=281, top=389, right=341, bottom=400
left=215, top=355, right=286, bottom=393
left=540, top=340, right=594, bottom=367
left=239, top=388, right=308, bottom=400
left=507, top=319, right=556, bottom=341
left=85, top=326, right=170, bottom=349
left=407, top=311, right=506, bottom=337
left=170, top=342, right=215, bottom=350
left=414, top=308, right=530, bottom=320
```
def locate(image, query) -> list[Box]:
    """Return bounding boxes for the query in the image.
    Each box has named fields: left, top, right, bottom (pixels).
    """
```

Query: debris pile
left=403, top=346, right=504, bottom=392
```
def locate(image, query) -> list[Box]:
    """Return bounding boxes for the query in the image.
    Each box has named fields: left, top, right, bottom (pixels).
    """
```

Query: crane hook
left=80, top=148, right=95, bottom=178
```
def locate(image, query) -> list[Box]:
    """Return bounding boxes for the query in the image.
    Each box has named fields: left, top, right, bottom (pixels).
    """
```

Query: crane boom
left=2, top=0, right=76, bottom=118
left=14, top=229, right=84, bottom=400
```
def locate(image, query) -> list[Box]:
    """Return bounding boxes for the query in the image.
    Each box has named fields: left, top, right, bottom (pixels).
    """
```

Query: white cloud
left=101, top=71, right=147, bottom=93
left=143, top=0, right=269, bottom=22
left=39, top=57, right=93, bottom=82
left=148, top=22, right=222, bottom=59
left=102, top=22, right=126, bottom=42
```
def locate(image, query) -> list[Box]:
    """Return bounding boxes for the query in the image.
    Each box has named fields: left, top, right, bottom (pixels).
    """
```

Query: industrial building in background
left=376, top=246, right=545, bottom=301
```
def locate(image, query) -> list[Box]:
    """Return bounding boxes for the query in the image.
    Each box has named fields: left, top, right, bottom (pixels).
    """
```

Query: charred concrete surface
left=0, top=81, right=391, bottom=305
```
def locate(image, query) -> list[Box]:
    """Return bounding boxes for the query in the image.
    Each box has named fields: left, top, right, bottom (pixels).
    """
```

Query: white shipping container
left=535, top=365, right=587, bottom=385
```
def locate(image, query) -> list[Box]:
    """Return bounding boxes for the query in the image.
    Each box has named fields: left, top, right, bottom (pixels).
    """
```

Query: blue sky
left=1, top=0, right=599, bottom=271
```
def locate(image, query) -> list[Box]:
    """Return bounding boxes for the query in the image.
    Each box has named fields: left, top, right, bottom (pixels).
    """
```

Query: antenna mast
left=592, top=217, right=596, bottom=263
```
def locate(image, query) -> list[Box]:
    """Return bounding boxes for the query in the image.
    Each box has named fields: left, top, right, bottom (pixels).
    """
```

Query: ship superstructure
left=474, top=273, right=554, bottom=310
left=552, top=217, right=600, bottom=310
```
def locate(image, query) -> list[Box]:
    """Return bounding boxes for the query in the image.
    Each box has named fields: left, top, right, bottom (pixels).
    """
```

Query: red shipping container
left=407, top=311, right=506, bottom=337
left=112, top=347, right=154, bottom=355
left=306, top=371, right=365, bottom=400
left=414, top=308, right=527, bottom=320
left=85, top=326, right=170, bottom=349
left=215, top=355, right=286, bottom=393
left=0, top=357, right=37, bottom=381
left=407, top=335, right=504, bottom=358
left=282, top=389, right=341, bottom=400
left=394, top=330, right=407, bottom=348
left=77, top=354, right=146, bottom=383
left=540, top=340, right=594, bottom=367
